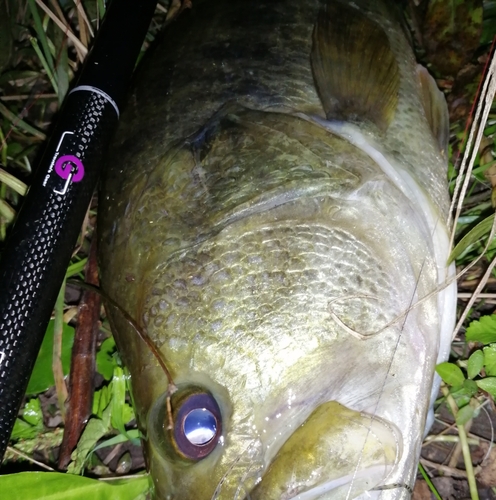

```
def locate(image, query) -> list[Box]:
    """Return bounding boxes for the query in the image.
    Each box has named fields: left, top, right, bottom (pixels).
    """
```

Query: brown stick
left=58, top=233, right=100, bottom=469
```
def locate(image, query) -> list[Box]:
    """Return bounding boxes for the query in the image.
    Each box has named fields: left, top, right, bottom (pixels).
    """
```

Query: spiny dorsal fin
left=311, top=1, right=400, bottom=132
left=417, top=64, right=449, bottom=158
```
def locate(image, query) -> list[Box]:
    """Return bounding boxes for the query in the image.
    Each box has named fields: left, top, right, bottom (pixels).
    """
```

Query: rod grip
left=0, top=0, right=158, bottom=460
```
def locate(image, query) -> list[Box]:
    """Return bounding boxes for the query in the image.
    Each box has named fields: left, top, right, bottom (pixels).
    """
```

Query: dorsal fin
left=311, top=0, right=400, bottom=132
left=417, top=64, right=450, bottom=158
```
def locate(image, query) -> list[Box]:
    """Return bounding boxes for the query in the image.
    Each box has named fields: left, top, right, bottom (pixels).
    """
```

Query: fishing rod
left=0, top=0, right=158, bottom=461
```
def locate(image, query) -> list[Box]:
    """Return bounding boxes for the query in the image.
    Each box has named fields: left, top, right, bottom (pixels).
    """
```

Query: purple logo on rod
left=54, top=155, right=85, bottom=182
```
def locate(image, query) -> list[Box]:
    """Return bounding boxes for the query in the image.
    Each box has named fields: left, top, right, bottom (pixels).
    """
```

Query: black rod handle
left=0, top=0, right=158, bottom=460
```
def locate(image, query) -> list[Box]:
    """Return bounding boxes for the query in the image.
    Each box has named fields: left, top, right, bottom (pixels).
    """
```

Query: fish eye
left=173, top=391, right=222, bottom=460
left=148, top=385, right=223, bottom=463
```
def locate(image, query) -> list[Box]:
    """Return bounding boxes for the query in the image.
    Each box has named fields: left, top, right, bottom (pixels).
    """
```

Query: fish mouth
left=248, top=467, right=396, bottom=500
left=242, top=401, right=402, bottom=500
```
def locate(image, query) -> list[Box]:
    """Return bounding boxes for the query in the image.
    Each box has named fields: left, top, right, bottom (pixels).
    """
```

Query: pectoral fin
left=311, top=1, right=400, bottom=133
left=417, top=64, right=450, bottom=158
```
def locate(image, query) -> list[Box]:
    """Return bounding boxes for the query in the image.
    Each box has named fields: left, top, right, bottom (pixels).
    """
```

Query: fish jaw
left=249, top=402, right=401, bottom=500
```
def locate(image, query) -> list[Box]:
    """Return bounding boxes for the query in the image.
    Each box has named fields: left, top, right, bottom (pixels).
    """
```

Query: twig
left=454, top=254, right=496, bottom=335
left=0, top=94, right=58, bottom=101
left=58, top=235, right=99, bottom=469
left=420, top=458, right=469, bottom=478
left=450, top=40, right=496, bottom=240
left=34, top=0, right=88, bottom=58
left=53, top=280, right=68, bottom=422
left=458, top=293, right=496, bottom=300
left=4, top=447, right=55, bottom=471
left=0, top=102, right=46, bottom=141
left=73, top=0, right=94, bottom=41
left=449, top=420, right=473, bottom=469
left=423, top=434, right=479, bottom=445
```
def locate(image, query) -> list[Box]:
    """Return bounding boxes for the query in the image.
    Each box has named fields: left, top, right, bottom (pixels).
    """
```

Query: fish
left=98, top=0, right=458, bottom=498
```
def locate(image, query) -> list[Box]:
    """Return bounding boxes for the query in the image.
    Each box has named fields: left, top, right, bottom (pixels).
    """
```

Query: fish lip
left=240, top=465, right=397, bottom=500
left=238, top=402, right=404, bottom=500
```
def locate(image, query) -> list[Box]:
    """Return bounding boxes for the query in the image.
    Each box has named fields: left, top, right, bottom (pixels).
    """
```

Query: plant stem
left=441, top=386, right=480, bottom=500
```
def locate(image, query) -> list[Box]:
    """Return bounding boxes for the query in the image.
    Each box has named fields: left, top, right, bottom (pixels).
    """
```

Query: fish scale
left=99, top=0, right=456, bottom=498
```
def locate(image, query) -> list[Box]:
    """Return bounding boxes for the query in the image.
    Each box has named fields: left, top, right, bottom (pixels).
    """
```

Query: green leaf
left=466, top=315, right=496, bottom=345
left=456, top=404, right=474, bottom=426
left=53, top=33, right=69, bottom=104
left=93, top=429, right=141, bottom=453
left=449, top=214, right=495, bottom=263
left=96, top=337, right=116, bottom=381
left=11, top=418, right=42, bottom=441
left=436, top=362, right=465, bottom=387
left=450, top=380, right=477, bottom=409
left=483, top=345, right=496, bottom=376
left=22, top=398, right=43, bottom=426
left=121, top=403, right=136, bottom=427
left=476, top=377, right=496, bottom=398
left=11, top=399, right=44, bottom=440
left=0, top=472, right=149, bottom=500
left=27, top=0, right=55, bottom=77
left=450, top=393, right=471, bottom=409
left=111, top=367, right=135, bottom=437
left=92, top=384, right=112, bottom=418
left=66, top=258, right=88, bottom=279
left=26, top=320, right=75, bottom=395
left=467, top=350, right=484, bottom=379
left=463, top=379, right=479, bottom=396
left=67, top=405, right=112, bottom=475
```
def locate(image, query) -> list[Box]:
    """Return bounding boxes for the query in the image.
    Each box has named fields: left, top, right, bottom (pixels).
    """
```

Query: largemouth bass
left=98, top=0, right=457, bottom=498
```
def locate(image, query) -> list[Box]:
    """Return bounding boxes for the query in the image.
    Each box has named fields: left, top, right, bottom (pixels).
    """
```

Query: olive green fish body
left=99, top=1, right=456, bottom=498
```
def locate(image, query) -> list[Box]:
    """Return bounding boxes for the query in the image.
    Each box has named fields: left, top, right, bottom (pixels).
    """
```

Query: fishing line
left=346, top=42, right=496, bottom=494
left=66, top=278, right=177, bottom=432
left=478, top=402, right=494, bottom=464
left=330, top=205, right=496, bottom=342
left=344, top=259, right=426, bottom=500
left=211, top=441, right=259, bottom=500
left=66, top=280, right=176, bottom=389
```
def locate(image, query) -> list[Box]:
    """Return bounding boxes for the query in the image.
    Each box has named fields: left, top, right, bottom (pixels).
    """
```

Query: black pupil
left=183, top=408, right=217, bottom=446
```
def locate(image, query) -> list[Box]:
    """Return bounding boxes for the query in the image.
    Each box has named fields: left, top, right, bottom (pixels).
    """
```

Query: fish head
left=98, top=0, right=457, bottom=496
left=100, top=107, right=446, bottom=499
